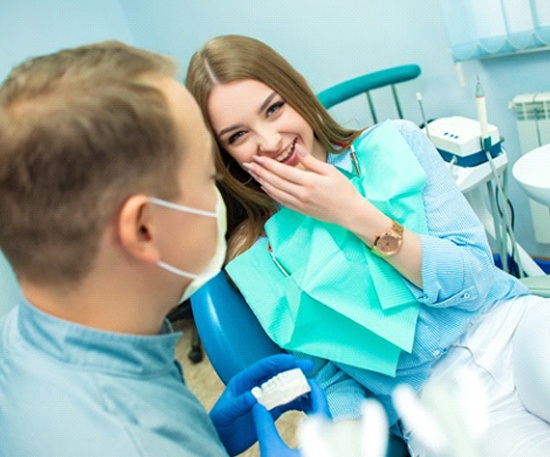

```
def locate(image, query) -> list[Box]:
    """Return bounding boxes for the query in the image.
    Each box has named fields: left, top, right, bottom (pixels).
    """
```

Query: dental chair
left=190, top=271, right=284, bottom=384
left=190, top=271, right=410, bottom=457
left=189, top=64, right=550, bottom=456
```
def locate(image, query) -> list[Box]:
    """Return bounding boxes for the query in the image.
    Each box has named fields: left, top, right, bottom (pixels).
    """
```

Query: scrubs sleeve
left=394, top=120, right=496, bottom=311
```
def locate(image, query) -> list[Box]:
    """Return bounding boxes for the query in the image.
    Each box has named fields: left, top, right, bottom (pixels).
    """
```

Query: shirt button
left=462, top=292, right=471, bottom=299
left=433, top=349, right=441, bottom=357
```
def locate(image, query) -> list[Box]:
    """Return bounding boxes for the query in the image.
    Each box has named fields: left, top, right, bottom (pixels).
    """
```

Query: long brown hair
left=186, top=35, right=362, bottom=260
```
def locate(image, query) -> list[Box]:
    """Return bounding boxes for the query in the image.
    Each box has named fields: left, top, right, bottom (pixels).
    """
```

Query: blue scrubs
left=0, top=299, right=229, bottom=457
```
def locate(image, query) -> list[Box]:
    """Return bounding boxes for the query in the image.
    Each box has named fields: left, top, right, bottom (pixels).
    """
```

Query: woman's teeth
left=276, top=142, right=296, bottom=162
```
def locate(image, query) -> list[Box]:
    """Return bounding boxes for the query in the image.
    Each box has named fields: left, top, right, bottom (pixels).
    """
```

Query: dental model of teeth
left=251, top=368, right=311, bottom=411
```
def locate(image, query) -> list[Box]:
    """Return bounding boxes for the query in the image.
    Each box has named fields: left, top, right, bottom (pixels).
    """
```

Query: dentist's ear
left=117, top=194, right=161, bottom=264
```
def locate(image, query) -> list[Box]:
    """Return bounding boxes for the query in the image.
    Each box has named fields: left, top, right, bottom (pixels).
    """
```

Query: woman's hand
left=243, top=151, right=371, bottom=227
left=244, top=148, right=423, bottom=288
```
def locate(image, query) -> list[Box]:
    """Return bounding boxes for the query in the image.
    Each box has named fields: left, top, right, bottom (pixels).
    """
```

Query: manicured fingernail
left=252, top=155, right=265, bottom=164
left=295, top=143, right=306, bottom=157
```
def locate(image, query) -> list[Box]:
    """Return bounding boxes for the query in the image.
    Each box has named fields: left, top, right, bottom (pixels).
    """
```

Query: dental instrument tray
left=426, top=116, right=502, bottom=167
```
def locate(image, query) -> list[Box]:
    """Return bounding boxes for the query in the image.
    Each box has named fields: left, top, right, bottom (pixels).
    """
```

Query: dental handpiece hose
left=475, top=77, right=524, bottom=277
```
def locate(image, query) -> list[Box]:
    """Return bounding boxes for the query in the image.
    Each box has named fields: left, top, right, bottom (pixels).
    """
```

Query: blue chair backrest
left=190, top=271, right=284, bottom=384
left=317, top=64, right=421, bottom=123
left=317, top=64, right=421, bottom=109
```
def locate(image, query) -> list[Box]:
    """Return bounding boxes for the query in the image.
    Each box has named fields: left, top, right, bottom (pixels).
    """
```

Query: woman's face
left=207, top=79, right=325, bottom=171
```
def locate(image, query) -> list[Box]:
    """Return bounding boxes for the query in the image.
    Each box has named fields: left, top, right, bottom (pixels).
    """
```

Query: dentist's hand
left=252, top=379, right=331, bottom=457
left=243, top=149, right=373, bottom=228
left=209, top=354, right=314, bottom=456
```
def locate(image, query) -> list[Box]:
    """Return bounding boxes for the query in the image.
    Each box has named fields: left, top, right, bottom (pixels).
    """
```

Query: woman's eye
left=227, top=131, right=245, bottom=145
left=267, top=101, right=285, bottom=116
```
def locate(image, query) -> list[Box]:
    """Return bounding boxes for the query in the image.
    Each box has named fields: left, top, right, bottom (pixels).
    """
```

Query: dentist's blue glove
left=209, top=354, right=314, bottom=456
left=253, top=378, right=331, bottom=457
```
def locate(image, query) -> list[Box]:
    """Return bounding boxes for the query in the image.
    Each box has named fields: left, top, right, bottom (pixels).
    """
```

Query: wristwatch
left=372, top=220, right=404, bottom=257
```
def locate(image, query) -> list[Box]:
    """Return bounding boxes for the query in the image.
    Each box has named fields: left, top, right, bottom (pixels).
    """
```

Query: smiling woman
left=186, top=34, right=550, bottom=456
left=207, top=79, right=325, bottom=169
left=186, top=35, right=363, bottom=260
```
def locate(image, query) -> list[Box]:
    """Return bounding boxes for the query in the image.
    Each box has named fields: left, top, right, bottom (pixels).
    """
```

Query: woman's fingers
left=295, top=149, right=333, bottom=174
left=244, top=160, right=298, bottom=191
left=250, top=152, right=332, bottom=182
left=243, top=153, right=360, bottom=222
left=243, top=158, right=316, bottom=201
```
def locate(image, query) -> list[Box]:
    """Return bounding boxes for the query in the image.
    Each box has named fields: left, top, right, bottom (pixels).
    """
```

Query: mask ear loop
left=227, top=159, right=253, bottom=185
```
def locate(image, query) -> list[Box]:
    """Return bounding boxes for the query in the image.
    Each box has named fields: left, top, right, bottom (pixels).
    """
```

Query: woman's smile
left=274, top=138, right=299, bottom=166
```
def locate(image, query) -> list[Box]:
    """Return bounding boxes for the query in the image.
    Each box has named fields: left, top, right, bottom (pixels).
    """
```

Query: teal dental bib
left=226, top=121, right=427, bottom=377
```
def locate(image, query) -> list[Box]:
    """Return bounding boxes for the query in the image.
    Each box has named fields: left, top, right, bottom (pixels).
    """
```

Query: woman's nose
left=257, top=128, right=282, bottom=154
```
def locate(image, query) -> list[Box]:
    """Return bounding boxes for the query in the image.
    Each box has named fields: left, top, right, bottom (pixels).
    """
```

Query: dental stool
left=190, top=271, right=410, bottom=457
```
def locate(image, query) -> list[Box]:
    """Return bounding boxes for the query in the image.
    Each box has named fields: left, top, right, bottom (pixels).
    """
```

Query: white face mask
left=148, top=188, right=227, bottom=303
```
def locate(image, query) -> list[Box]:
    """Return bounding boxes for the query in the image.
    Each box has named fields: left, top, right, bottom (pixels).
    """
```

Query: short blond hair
left=0, top=41, right=181, bottom=284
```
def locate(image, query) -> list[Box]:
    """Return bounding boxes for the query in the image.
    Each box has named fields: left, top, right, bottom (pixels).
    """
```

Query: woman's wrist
left=338, top=197, right=393, bottom=248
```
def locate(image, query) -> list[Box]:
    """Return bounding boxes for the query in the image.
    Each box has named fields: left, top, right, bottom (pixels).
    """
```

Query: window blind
left=440, top=0, right=550, bottom=61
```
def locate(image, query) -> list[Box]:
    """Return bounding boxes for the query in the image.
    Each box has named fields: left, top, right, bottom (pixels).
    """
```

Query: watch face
left=376, top=235, right=398, bottom=252
left=373, top=221, right=404, bottom=257
left=377, top=234, right=400, bottom=255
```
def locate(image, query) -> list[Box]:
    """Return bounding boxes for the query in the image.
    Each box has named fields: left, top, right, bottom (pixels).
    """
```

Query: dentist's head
left=0, top=41, right=226, bottom=333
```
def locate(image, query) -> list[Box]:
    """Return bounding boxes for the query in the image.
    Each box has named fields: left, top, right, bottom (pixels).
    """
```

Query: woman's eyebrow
left=257, top=91, right=277, bottom=114
left=218, top=124, right=242, bottom=137
left=217, top=91, right=278, bottom=138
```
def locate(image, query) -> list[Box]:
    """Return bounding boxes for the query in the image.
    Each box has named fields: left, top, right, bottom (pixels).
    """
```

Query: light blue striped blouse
left=312, top=119, right=529, bottom=426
